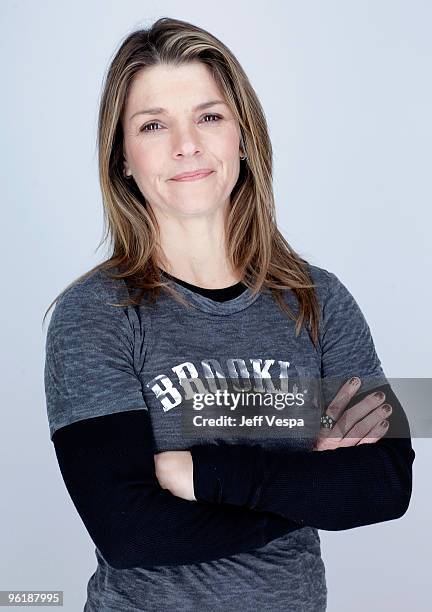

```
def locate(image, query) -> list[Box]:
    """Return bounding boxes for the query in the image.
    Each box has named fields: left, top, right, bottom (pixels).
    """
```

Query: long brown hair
left=42, top=16, right=320, bottom=346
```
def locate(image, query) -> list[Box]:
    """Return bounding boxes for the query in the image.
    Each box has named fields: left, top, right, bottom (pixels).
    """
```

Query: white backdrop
left=1, top=1, right=430, bottom=610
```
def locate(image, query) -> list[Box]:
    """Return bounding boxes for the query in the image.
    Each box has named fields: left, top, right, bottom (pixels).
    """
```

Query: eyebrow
left=129, top=99, right=228, bottom=122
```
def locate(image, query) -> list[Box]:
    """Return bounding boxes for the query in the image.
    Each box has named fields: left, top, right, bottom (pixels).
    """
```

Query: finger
left=345, top=403, right=392, bottom=441
left=356, top=419, right=389, bottom=444
left=319, top=421, right=345, bottom=442
left=326, top=409, right=390, bottom=448
left=335, top=432, right=365, bottom=447
left=326, top=377, right=362, bottom=421
left=326, top=397, right=389, bottom=444
left=340, top=391, right=388, bottom=433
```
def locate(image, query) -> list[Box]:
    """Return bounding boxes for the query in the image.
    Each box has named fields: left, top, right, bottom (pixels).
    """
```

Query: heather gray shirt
left=44, top=263, right=387, bottom=611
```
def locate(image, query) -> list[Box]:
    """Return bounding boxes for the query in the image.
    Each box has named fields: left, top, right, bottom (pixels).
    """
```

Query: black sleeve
left=191, top=382, right=415, bottom=531
left=52, top=409, right=302, bottom=570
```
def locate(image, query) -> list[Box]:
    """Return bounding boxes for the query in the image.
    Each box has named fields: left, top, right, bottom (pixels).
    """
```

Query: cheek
left=130, top=149, right=167, bottom=186
left=130, top=146, right=155, bottom=171
left=220, top=132, right=242, bottom=165
left=127, top=149, right=163, bottom=194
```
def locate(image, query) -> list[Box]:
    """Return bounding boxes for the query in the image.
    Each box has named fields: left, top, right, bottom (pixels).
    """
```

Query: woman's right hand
left=313, top=376, right=392, bottom=451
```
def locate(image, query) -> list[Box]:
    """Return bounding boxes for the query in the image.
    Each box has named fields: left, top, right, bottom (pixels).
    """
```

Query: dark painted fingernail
left=381, top=420, right=389, bottom=427
left=383, top=404, right=392, bottom=413
left=374, top=391, right=385, bottom=400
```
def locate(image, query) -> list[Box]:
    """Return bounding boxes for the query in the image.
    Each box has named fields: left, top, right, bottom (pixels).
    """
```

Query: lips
left=171, top=169, right=214, bottom=181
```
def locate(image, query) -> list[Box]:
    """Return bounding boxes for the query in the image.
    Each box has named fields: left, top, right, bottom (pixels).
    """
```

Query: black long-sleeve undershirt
left=191, top=382, right=415, bottom=531
left=52, top=409, right=302, bottom=570
left=52, top=380, right=414, bottom=575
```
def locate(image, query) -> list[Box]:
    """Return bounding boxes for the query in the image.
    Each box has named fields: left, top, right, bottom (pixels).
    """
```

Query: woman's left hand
left=154, top=450, right=196, bottom=501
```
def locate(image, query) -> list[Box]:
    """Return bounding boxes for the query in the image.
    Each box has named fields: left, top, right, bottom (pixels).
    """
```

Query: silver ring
left=320, top=414, right=337, bottom=429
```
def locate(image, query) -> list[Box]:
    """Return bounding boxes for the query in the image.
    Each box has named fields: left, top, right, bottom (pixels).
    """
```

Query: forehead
left=125, top=62, right=222, bottom=113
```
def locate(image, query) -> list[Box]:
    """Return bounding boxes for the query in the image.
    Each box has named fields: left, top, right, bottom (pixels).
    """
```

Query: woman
left=43, top=17, right=414, bottom=611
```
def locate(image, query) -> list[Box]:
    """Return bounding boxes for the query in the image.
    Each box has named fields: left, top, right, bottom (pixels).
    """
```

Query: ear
left=122, top=154, right=132, bottom=177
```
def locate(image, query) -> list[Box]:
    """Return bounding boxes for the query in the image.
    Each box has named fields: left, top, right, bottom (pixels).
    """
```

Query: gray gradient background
left=1, top=1, right=430, bottom=610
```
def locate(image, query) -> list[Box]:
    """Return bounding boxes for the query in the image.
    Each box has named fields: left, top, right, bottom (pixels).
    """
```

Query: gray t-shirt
left=44, top=262, right=387, bottom=611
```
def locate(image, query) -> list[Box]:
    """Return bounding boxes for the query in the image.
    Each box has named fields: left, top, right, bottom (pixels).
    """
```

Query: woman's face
left=122, top=61, right=243, bottom=217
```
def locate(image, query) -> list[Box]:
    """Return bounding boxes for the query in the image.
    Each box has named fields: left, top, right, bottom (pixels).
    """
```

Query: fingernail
left=381, top=420, right=389, bottom=427
left=349, top=377, right=360, bottom=386
left=374, top=391, right=385, bottom=400
left=383, top=404, right=392, bottom=413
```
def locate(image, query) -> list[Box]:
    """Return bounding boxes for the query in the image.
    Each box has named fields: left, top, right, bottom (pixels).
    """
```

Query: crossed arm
left=52, top=409, right=302, bottom=570
left=157, top=382, right=415, bottom=531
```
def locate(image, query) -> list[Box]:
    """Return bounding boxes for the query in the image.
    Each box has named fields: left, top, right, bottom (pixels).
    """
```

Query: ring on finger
left=320, top=414, right=337, bottom=429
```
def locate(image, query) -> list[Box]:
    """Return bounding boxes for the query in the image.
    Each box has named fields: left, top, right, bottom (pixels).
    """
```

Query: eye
left=139, top=113, right=222, bottom=133
left=139, top=121, right=162, bottom=133
left=201, top=113, right=222, bottom=123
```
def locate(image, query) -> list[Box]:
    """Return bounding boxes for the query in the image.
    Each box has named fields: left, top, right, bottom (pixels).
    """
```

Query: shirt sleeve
left=52, top=410, right=300, bottom=569
left=318, top=269, right=389, bottom=406
left=190, top=271, right=415, bottom=531
left=44, top=281, right=300, bottom=569
left=44, top=280, right=149, bottom=436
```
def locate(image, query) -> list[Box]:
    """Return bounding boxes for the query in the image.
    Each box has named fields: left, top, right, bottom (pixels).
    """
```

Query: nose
left=171, top=124, right=203, bottom=158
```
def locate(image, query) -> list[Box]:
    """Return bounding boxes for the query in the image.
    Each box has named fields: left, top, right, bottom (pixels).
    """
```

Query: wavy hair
left=42, top=16, right=320, bottom=346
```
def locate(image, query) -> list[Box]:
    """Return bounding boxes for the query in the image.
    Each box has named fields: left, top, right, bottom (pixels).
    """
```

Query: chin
left=169, top=199, right=222, bottom=216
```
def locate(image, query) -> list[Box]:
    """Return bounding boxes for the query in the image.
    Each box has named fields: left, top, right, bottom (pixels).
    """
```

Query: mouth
left=170, top=170, right=214, bottom=182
